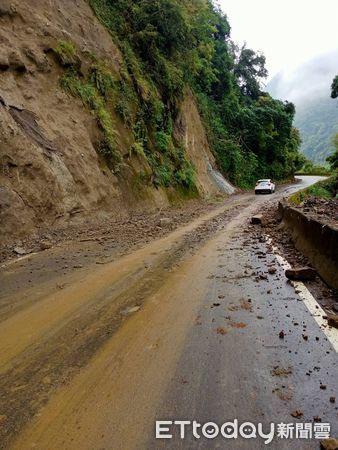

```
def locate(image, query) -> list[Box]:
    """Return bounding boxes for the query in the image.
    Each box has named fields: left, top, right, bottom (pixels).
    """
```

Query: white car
left=255, top=179, right=275, bottom=194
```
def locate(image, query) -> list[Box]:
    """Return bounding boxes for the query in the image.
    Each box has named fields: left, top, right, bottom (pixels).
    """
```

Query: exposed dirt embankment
left=0, top=0, right=228, bottom=243
left=278, top=199, right=338, bottom=289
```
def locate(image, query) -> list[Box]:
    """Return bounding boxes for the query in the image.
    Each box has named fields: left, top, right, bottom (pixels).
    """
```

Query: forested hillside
left=87, top=0, right=301, bottom=187
left=294, top=97, right=338, bottom=164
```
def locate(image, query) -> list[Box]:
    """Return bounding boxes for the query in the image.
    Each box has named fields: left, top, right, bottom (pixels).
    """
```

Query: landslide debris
left=258, top=198, right=338, bottom=315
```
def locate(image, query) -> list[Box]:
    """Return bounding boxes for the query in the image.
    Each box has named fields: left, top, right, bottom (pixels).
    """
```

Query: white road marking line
left=268, top=238, right=338, bottom=353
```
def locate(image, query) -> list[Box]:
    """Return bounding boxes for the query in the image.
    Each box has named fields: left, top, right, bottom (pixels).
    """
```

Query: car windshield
left=258, top=181, right=269, bottom=185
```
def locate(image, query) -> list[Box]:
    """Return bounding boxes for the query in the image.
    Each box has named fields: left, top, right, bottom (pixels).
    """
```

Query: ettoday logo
left=155, top=420, right=331, bottom=444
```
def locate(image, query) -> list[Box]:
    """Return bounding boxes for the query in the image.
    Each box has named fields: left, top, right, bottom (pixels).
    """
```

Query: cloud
left=267, top=50, right=338, bottom=105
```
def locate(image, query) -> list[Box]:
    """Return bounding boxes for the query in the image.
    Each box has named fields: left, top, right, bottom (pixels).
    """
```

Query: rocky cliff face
left=0, top=0, right=231, bottom=242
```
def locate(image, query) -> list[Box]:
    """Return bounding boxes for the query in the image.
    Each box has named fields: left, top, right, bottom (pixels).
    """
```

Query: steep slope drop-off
left=0, top=0, right=226, bottom=242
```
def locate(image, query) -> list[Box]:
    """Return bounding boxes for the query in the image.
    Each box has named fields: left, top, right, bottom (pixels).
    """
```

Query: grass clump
left=90, top=61, right=118, bottom=99
left=53, top=41, right=79, bottom=68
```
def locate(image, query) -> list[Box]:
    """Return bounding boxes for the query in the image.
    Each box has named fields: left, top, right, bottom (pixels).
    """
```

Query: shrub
left=154, top=164, right=172, bottom=188
left=155, top=131, right=171, bottom=154
left=175, top=164, right=195, bottom=189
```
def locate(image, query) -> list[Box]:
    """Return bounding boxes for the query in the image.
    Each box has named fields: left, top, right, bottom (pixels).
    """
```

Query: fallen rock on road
left=290, top=409, right=303, bottom=418
left=40, top=240, right=53, bottom=250
left=251, top=215, right=264, bottom=225
left=13, top=246, right=26, bottom=255
left=158, top=218, right=172, bottom=227
left=327, top=315, right=338, bottom=330
left=285, top=267, right=317, bottom=281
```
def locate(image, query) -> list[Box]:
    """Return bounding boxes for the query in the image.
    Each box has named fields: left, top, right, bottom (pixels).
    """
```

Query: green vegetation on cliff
left=85, top=0, right=302, bottom=188
left=54, top=44, right=196, bottom=192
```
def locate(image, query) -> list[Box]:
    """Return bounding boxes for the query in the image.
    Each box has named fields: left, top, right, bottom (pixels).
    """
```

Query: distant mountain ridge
left=267, top=51, right=338, bottom=164
left=294, top=97, right=338, bottom=164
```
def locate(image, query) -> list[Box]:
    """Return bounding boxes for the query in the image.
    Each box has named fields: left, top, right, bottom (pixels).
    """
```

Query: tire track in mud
left=0, top=204, right=246, bottom=449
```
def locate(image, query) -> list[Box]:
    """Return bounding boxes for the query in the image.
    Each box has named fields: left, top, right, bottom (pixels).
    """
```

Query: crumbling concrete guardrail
left=278, top=200, right=338, bottom=289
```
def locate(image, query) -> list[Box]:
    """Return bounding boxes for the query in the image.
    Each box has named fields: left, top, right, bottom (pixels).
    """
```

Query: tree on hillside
left=331, top=75, right=338, bottom=99
left=327, top=75, right=338, bottom=168
left=233, top=45, right=268, bottom=100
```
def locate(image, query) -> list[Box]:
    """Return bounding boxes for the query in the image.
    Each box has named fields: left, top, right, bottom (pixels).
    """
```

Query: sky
left=218, top=0, right=338, bottom=80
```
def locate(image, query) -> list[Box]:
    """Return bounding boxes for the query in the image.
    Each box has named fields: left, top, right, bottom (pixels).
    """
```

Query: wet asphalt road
left=150, top=210, right=338, bottom=449
left=3, top=176, right=337, bottom=450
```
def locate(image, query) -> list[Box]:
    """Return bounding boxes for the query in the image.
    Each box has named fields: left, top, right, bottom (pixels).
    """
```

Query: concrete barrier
left=279, top=201, right=338, bottom=289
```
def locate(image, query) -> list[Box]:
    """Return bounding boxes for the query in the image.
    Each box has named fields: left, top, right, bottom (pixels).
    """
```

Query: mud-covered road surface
left=0, top=176, right=337, bottom=450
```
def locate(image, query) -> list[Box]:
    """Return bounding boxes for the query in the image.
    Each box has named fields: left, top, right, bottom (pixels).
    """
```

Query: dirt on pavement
left=0, top=197, right=228, bottom=264
left=0, top=195, right=252, bottom=449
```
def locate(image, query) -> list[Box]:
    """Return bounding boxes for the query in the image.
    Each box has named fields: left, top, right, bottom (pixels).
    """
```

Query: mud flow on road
left=0, top=176, right=337, bottom=450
